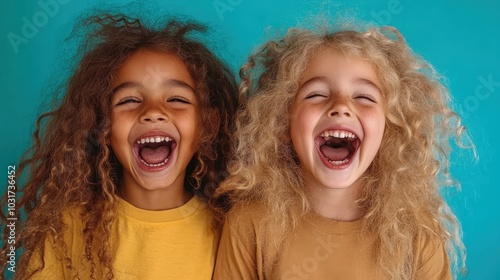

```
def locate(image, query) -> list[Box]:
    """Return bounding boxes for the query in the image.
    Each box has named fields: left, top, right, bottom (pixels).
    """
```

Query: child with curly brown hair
left=213, top=23, right=469, bottom=280
left=0, top=13, right=237, bottom=280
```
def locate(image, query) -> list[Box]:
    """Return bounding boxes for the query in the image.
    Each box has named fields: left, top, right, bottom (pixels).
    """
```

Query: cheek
left=363, top=110, right=386, bottom=150
left=109, top=121, right=119, bottom=145
left=109, top=133, right=125, bottom=166
left=179, top=110, right=199, bottom=148
left=110, top=115, right=128, bottom=141
left=189, top=111, right=199, bottom=137
left=374, top=111, right=386, bottom=141
left=289, top=110, right=303, bottom=145
left=109, top=114, right=135, bottom=161
left=291, top=106, right=316, bottom=133
left=109, top=126, right=125, bottom=158
left=289, top=108, right=315, bottom=160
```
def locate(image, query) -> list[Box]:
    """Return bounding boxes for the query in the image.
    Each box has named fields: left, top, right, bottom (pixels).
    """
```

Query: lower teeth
left=328, top=158, right=349, bottom=165
left=140, top=157, right=169, bottom=167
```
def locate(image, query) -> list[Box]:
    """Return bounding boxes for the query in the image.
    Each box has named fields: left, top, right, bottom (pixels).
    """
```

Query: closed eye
left=115, top=97, right=141, bottom=106
left=167, top=96, right=191, bottom=104
left=305, top=92, right=328, bottom=99
left=355, top=94, right=377, bottom=103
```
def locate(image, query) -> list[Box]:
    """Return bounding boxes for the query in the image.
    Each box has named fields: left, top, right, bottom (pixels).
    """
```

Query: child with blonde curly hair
left=214, top=23, right=468, bottom=280
left=0, top=13, right=237, bottom=280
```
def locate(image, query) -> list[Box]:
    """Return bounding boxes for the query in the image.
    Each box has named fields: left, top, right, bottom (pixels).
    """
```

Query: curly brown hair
left=216, top=24, right=470, bottom=279
left=0, top=13, right=237, bottom=280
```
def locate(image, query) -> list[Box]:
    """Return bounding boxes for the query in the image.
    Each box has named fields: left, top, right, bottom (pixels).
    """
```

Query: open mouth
left=134, top=136, right=176, bottom=168
left=317, top=130, right=360, bottom=165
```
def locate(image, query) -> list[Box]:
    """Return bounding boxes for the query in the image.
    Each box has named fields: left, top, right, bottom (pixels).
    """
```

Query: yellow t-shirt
left=214, top=203, right=452, bottom=280
left=29, top=196, right=218, bottom=279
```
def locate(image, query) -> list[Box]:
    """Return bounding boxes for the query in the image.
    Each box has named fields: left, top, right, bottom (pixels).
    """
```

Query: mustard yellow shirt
left=29, top=196, right=218, bottom=279
left=214, top=203, right=452, bottom=280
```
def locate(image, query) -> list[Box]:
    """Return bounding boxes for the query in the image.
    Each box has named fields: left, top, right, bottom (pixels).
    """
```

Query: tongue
left=320, top=145, right=350, bottom=161
left=140, top=146, right=171, bottom=164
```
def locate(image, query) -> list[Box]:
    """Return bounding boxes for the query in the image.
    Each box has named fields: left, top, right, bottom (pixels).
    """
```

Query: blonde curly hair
left=216, top=24, right=468, bottom=279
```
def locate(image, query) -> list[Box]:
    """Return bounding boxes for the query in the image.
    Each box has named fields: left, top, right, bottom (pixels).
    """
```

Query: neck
left=120, top=175, right=193, bottom=211
left=308, top=181, right=364, bottom=221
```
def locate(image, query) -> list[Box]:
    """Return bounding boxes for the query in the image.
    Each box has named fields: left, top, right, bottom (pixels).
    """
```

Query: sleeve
left=415, top=233, right=452, bottom=280
left=213, top=208, right=259, bottom=280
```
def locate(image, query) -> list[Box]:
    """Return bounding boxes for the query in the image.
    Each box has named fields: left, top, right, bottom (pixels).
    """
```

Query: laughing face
left=290, top=48, right=385, bottom=192
left=111, top=49, right=198, bottom=206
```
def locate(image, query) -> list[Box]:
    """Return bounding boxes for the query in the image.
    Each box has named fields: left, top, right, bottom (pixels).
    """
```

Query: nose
left=139, top=106, right=169, bottom=123
left=328, top=99, right=352, bottom=117
left=330, top=109, right=351, bottom=117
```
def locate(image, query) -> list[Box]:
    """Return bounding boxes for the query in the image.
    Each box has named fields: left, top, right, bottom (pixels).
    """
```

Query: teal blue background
left=1, top=0, right=499, bottom=278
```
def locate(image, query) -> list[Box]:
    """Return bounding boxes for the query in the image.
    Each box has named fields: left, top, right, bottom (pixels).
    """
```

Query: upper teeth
left=136, top=136, right=172, bottom=145
left=320, top=130, right=356, bottom=139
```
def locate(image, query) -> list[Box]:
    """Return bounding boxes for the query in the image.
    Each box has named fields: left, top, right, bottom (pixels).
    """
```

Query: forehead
left=300, top=48, right=381, bottom=87
left=114, top=49, right=195, bottom=89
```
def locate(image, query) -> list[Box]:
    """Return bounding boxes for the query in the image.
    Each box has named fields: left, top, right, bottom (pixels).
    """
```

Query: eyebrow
left=353, top=78, right=382, bottom=94
left=298, top=76, right=382, bottom=94
left=298, top=76, right=330, bottom=91
left=113, top=78, right=196, bottom=94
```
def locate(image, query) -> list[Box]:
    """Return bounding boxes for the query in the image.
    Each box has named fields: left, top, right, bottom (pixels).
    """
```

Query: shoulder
left=220, top=201, right=271, bottom=248
left=225, top=202, right=267, bottom=231
left=415, top=228, right=445, bottom=262
left=414, top=228, right=452, bottom=280
left=55, top=207, right=86, bottom=249
left=61, top=207, right=83, bottom=224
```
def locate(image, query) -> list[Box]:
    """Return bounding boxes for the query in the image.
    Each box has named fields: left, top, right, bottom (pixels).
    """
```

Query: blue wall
left=1, top=0, right=499, bottom=278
